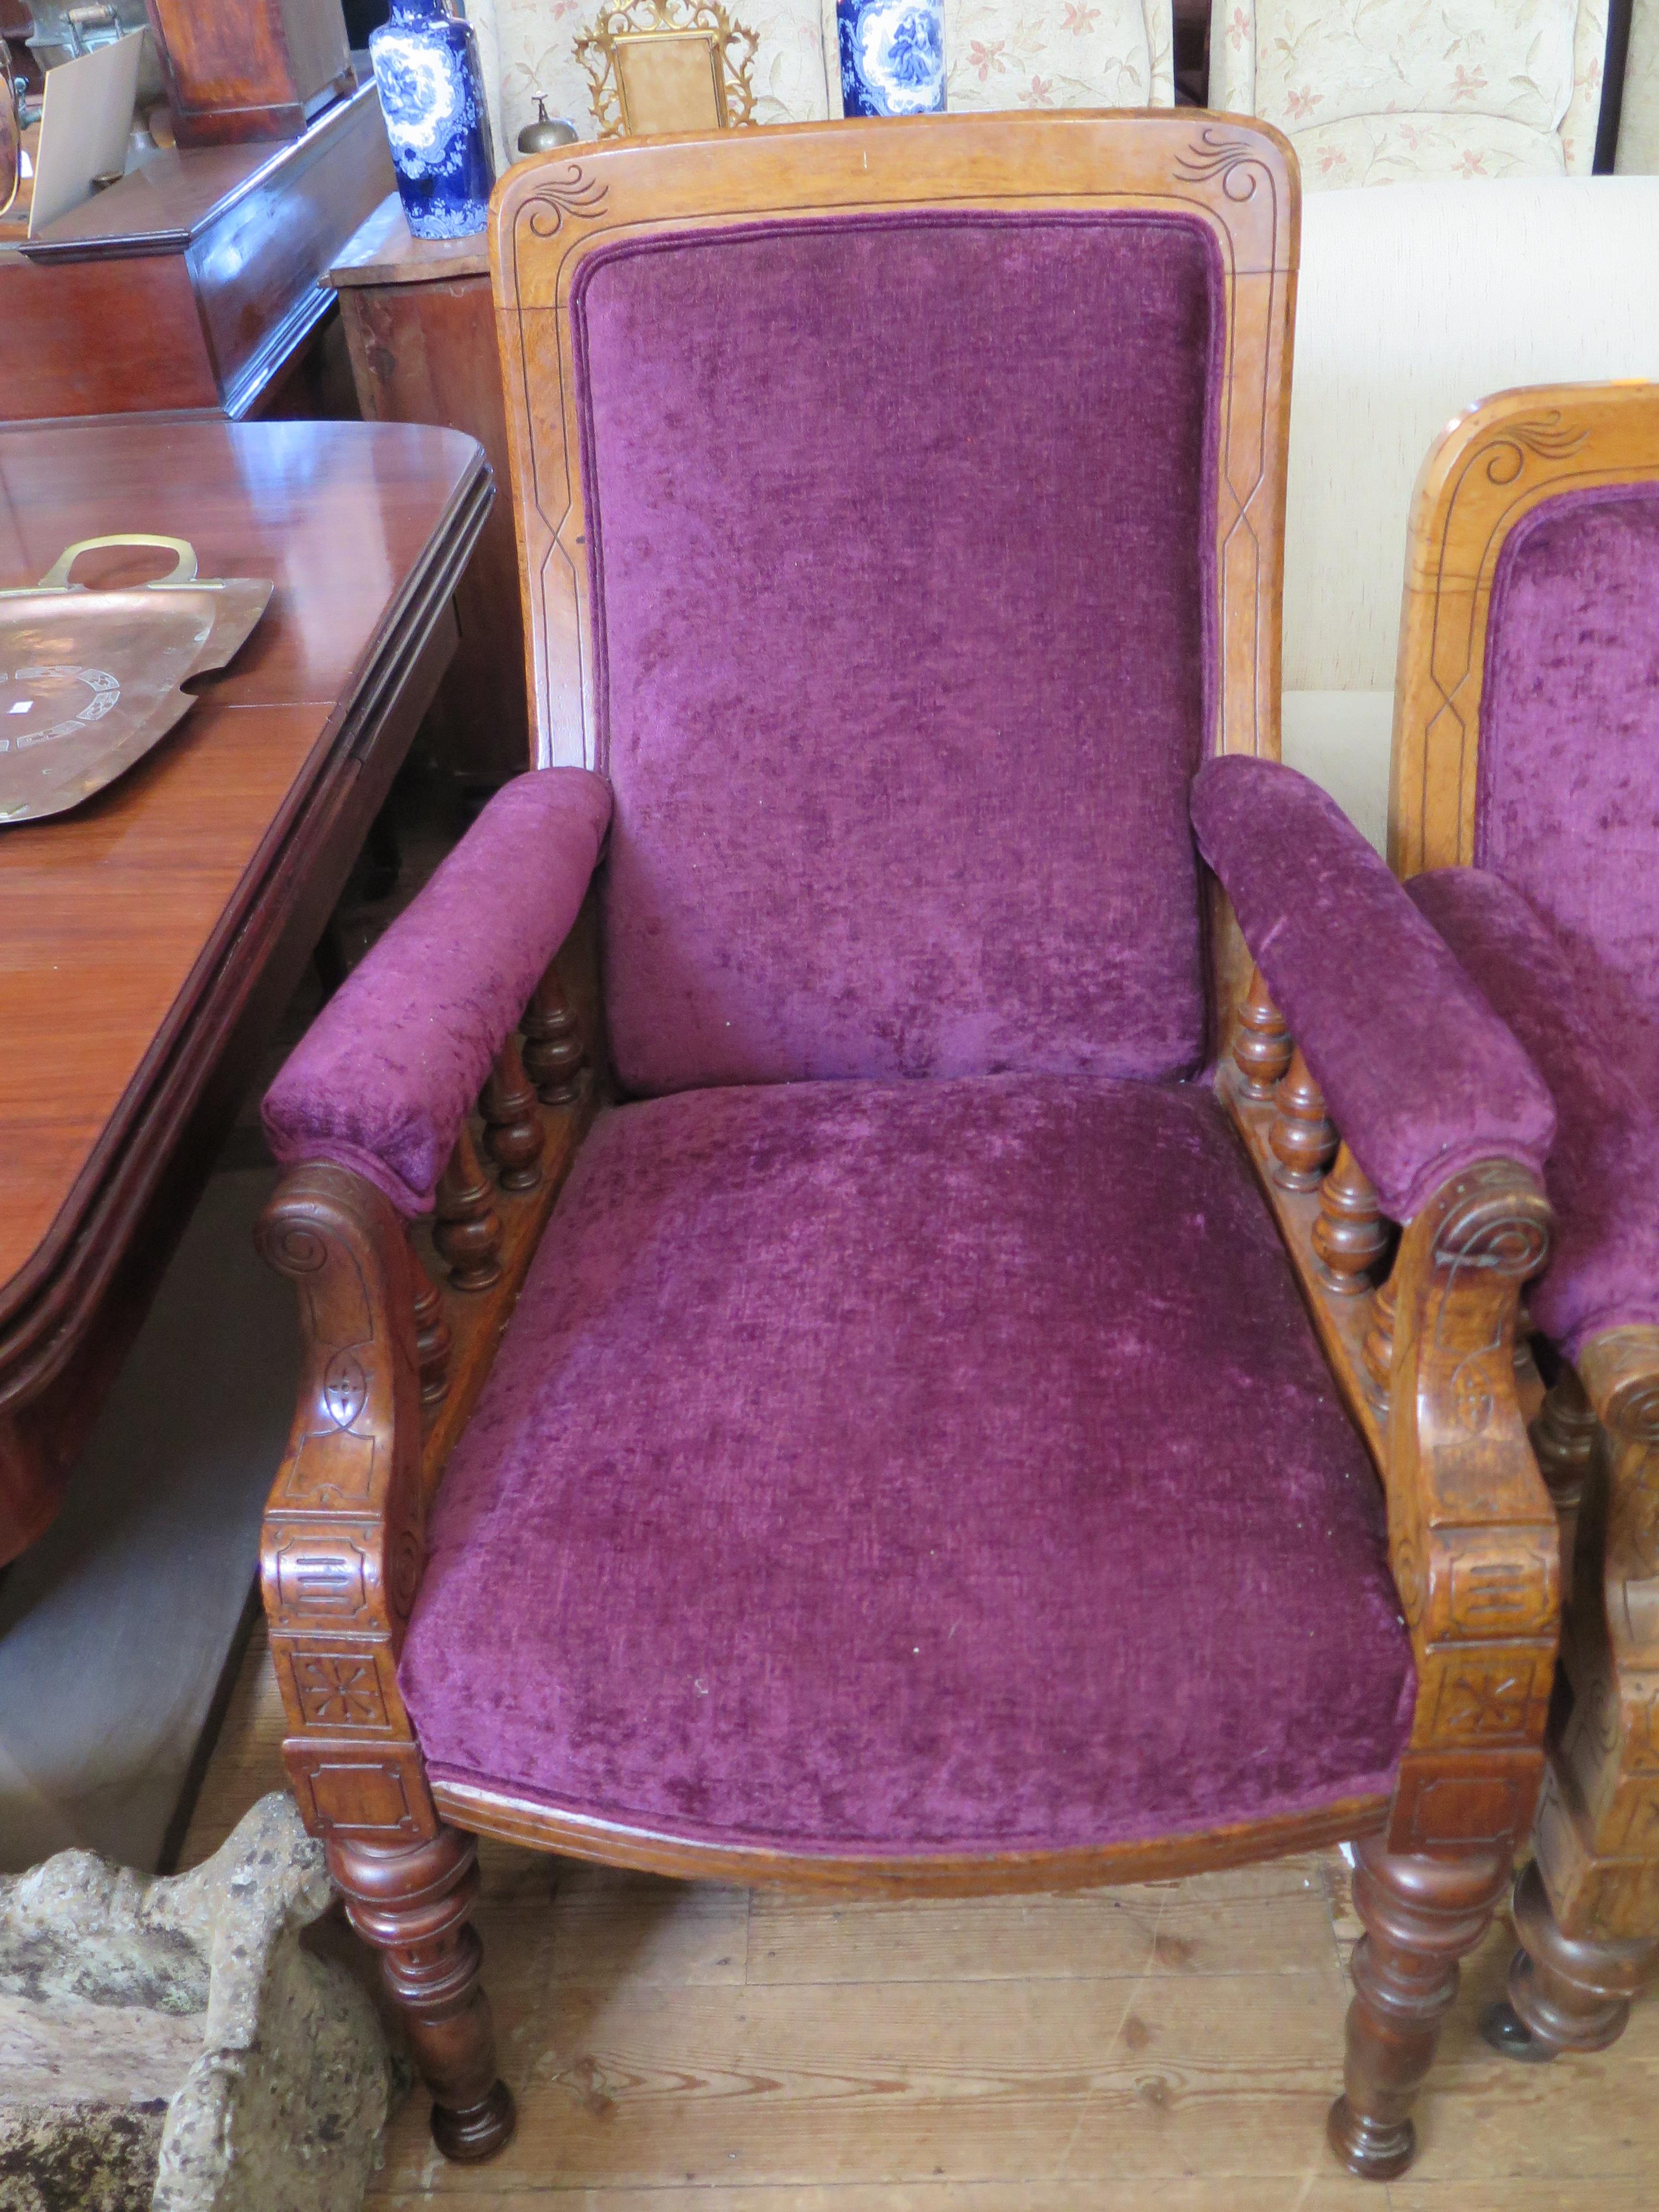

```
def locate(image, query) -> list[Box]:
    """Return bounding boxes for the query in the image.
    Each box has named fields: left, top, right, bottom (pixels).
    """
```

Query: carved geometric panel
left=1444, top=1543, right=1557, bottom=1639
left=279, top=1427, right=378, bottom=1512
left=267, top=1531, right=375, bottom=1632
left=285, top=1744, right=437, bottom=1841
left=1390, top=1749, right=1542, bottom=1853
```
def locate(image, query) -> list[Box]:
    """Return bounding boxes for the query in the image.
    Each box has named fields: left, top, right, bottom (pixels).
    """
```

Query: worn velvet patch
left=1192, top=755, right=1556, bottom=1222
left=1408, top=867, right=1659, bottom=1359
left=263, top=769, right=612, bottom=1214
left=571, top=210, right=1222, bottom=1096
left=1478, top=483, right=1659, bottom=1018
left=399, top=1073, right=1415, bottom=1858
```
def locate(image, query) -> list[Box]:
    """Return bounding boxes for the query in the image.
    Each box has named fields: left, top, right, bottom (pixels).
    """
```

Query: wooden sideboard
left=0, top=77, right=392, bottom=421
left=0, top=414, right=491, bottom=1563
left=327, top=192, right=533, bottom=786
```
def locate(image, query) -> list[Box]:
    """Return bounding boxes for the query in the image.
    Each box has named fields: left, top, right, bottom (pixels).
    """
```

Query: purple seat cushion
left=1193, top=756, right=1556, bottom=1223
left=1408, top=867, right=1659, bottom=1359
left=1478, top=483, right=1659, bottom=1020
left=572, top=211, right=1221, bottom=1096
left=400, top=1074, right=1415, bottom=1858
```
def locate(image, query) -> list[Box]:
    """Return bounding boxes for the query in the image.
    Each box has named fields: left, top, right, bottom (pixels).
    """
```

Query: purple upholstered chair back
left=570, top=209, right=1224, bottom=1096
left=1476, top=482, right=1659, bottom=1018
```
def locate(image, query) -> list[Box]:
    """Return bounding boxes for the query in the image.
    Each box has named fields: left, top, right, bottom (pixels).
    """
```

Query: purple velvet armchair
left=1387, top=380, right=1659, bottom=2066
left=254, top=116, right=1562, bottom=2179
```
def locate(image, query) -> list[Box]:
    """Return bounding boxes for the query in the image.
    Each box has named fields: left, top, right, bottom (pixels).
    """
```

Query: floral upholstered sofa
left=463, top=0, right=1171, bottom=154
left=1209, top=0, right=1609, bottom=187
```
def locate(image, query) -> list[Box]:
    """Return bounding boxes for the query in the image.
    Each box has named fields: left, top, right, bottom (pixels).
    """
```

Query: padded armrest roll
left=1191, top=756, right=1554, bottom=1222
left=1408, top=867, right=1659, bottom=1358
left=264, top=769, right=613, bottom=1216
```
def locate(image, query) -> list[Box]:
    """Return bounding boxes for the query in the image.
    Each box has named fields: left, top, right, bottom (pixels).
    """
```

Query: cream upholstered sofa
left=1284, top=174, right=1659, bottom=849
left=463, top=0, right=1170, bottom=156
left=1210, top=0, right=1608, bottom=187
left=1618, top=0, right=1659, bottom=168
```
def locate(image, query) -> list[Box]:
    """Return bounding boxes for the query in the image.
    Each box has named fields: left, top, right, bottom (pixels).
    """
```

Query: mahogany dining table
left=0, top=415, right=492, bottom=1564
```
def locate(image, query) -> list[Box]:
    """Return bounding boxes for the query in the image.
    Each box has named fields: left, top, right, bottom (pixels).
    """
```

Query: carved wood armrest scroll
left=1222, top=964, right=1559, bottom=1856
left=1536, top=1326, right=1659, bottom=1936
left=259, top=940, right=601, bottom=1848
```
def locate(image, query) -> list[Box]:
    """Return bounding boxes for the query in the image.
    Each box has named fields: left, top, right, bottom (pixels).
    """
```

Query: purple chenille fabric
left=263, top=769, right=611, bottom=1214
left=398, top=1074, right=1416, bottom=1857
left=1192, top=755, right=1556, bottom=1223
left=571, top=210, right=1222, bottom=1096
left=1408, top=867, right=1659, bottom=1359
left=1477, top=483, right=1659, bottom=1019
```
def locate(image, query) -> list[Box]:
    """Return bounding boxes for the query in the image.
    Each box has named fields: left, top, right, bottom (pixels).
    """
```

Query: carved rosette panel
left=258, top=1164, right=435, bottom=1844
left=1385, top=1160, right=1558, bottom=1853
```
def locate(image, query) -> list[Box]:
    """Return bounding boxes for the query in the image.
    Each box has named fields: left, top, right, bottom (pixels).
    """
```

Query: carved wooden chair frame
left=1389, top=379, right=1659, bottom=2042
left=258, top=117, right=1559, bottom=2176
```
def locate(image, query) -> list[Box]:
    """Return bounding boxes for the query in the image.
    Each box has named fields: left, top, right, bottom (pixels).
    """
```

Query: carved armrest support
left=258, top=1160, right=437, bottom=1845
left=1538, top=1326, right=1659, bottom=1933
left=259, top=943, right=603, bottom=1849
left=1222, top=967, right=1560, bottom=1856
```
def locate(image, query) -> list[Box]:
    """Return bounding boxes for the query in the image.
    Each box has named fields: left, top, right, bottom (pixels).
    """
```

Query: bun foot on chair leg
left=1495, top=1860, right=1659, bottom=2060
left=327, top=1827, right=518, bottom=2164
left=1479, top=1997, right=1556, bottom=2061
left=432, top=2076, right=518, bottom=2163
left=1327, top=1835, right=1510, bottom=2181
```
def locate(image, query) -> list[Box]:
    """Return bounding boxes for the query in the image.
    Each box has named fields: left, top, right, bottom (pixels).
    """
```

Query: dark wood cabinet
left=0, top=79, right=392, bottom=422
left=145, top=0, right=355, bottom=146
left=327, top=195, right=536, bottom=787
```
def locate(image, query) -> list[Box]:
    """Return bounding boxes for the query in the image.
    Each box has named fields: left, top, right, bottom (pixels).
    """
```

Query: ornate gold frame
left=574, top=0, right=758, bottom=138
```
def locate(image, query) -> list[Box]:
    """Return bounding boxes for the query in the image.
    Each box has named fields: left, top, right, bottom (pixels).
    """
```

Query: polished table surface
left=0, top=415, right=489, bottom=1555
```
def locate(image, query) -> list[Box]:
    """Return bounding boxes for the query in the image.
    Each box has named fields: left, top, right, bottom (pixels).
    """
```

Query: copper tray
left=0, top=536, right=273, bottom=825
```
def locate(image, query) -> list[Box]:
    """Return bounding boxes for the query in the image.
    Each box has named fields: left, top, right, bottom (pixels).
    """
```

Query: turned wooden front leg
left=329, top=1826, right=516, bottom=2162
left=1328, top=1834, right=1510, bottom=2180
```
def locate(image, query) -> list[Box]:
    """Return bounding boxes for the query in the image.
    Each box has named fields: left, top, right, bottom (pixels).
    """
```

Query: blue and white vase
left=369, top=0, right=497, bottom=241
left=836, top=0, right=946, bottom=118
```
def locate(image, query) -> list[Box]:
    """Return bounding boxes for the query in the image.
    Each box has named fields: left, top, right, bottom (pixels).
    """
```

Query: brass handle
left=38, top=536, right=201, bottom=589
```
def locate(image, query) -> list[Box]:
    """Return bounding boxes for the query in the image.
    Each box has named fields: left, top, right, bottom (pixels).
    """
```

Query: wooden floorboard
left=186, top=1623, right=1659, bottom=2205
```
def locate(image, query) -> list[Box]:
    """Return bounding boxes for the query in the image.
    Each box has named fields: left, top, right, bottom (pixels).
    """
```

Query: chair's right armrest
left=1192, top=755, right=1556, bottom=1223
left=263, top=768, right=612, bottom=1217
left=1193, top=759, right=1563, bottom=1858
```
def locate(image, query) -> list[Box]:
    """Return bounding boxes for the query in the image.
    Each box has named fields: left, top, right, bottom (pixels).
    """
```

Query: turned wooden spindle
left=521, top=965, right=585, bottom=1107
left=408, top=1239, right=452, bottom=1411
left=1312, top=1144, right=1388, bottom=1295
left=1233, top=965, right=1292, bottom=1102
left=1363, top=1266, right=1399, bottom=1409
left=434, top=1128, right=504, bottom=1292
left=1269, top=1050, right=1338, bottom=1192
left=1529, top=1363, right=1598, bottom=1521
left=481, top=1035, right=544, bottom=1193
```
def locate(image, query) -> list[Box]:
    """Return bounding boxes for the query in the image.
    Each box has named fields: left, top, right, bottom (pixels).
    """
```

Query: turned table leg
left=1480, top=1860, right=1659, bottom=2061
left=1328, top=1835, right=1510, bottom=2180
left=328, top=1825, right=516, bottom=2162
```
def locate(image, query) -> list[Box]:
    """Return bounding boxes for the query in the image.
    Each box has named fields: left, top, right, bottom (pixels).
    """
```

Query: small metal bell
left=518, top=97, right=578, bottom=154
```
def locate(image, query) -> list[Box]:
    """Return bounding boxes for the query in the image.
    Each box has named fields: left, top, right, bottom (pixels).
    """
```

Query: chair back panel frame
left=491, top=110, right=1297, bottom=1067
left=1390, top=381, right=1659, bottom=881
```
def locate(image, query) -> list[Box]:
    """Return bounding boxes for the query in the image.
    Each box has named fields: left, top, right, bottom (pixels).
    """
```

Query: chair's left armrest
left=263, top=768, right=612, bottom=1216
left=1191, top=755, right=1556, bottom=1222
